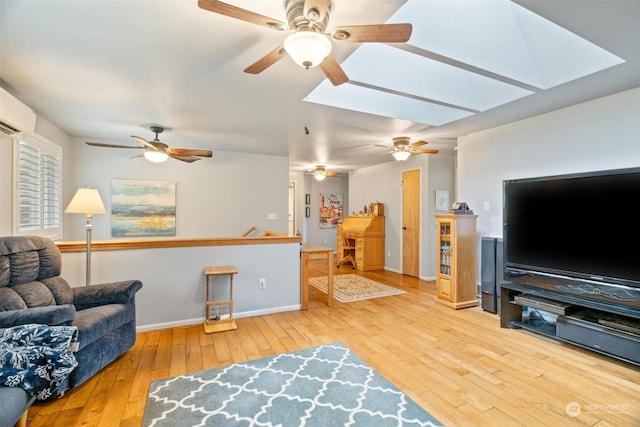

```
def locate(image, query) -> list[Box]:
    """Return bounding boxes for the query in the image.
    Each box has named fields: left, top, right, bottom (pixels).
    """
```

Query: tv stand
left=500, top=282, right=640, bottom=366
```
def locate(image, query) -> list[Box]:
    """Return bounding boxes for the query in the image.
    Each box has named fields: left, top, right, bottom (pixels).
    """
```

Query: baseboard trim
left=136, top=304, right=301, bottom=332
left=384, top=266, right=435, bottom=281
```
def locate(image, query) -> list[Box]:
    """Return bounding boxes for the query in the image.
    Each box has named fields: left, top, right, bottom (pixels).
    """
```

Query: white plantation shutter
left=14, top=135, right=62, bottom=239
left=17, top=141, right=41, bottom=232
left=43, top=149, right=61, bottom=231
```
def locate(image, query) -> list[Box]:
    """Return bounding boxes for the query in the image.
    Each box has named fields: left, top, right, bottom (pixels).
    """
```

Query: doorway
left=402, top=169, right=420, bottom=277
left=288, top=182, right=295, bottom=235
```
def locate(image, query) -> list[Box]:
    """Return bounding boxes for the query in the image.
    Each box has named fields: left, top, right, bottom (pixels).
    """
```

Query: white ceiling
left=1, top=0, right=639, bottom=173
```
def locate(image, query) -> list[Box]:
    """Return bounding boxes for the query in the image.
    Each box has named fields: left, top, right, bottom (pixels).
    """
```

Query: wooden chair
left=336, top=224, right=356, bottom=269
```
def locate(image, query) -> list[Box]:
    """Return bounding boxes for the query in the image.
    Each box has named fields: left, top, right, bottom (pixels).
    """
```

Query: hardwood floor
left=27, top=261, right=640, bottom=426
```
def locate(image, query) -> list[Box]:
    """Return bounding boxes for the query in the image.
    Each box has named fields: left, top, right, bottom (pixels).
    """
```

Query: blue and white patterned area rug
left=143, top=342, right=443, bottom=427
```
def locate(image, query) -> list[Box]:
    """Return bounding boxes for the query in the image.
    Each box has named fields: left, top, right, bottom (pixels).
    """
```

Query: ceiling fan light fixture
left=144, top=150, right=169, bottom=163
left=392, top=150, right=411, bottom=162
left=284, top=31, right=332, bottom=69
left=314, top=172, right=327, bottom=181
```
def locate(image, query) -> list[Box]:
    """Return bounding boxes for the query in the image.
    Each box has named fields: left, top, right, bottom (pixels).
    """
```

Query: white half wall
left=61, top=242, right=301, bottom=330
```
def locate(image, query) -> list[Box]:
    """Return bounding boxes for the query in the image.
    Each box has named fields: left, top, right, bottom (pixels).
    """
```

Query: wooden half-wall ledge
left=57, top=232, right=301, bottom=252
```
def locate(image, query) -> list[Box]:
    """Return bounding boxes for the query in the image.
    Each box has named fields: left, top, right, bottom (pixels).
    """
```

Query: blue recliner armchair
left=0, top=235, right=143, bottom=426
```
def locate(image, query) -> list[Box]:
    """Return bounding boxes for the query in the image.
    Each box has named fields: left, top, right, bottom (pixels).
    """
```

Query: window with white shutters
left=14, top=135, right=62, bottom=239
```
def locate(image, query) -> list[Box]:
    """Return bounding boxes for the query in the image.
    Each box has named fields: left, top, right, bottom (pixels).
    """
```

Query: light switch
left=483, top=201, right=491, bottom=211
left=268, top=213, right=277, bottom=220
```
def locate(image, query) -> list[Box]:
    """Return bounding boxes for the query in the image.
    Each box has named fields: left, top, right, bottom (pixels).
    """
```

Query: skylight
left=306, top=0, right=625, bottom=128
left=341, top=44, right=533, bottom=112
left=308, top=80, right=473, bottom=126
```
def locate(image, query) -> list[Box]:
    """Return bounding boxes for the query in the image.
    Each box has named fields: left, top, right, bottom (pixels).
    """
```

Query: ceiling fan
left=85, top=126, right=213, bottom=163
left=197, top=0, right=412, bottom=85
left=371, top=136, right=439, bottom=161
left=305, top=165, right=340, bottom=181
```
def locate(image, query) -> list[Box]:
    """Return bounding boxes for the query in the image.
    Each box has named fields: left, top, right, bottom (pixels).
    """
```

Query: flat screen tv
left=503, top=167, right=640, bottom=290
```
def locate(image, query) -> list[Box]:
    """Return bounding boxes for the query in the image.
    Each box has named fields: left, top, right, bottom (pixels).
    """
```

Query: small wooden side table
left=300, top=243, right=334, bottom=310
left=203, top=265, right=238, bottom=333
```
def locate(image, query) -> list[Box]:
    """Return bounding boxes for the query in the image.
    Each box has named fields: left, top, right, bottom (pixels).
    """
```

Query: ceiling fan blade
left=131, top=135, right=158, bottom=150
left=168, top=153, right=201, bottom=163
left=411, top=140, right=428, bottom=148
left=413, top=148, right=439, bottom=154
left=374, top=144, right=392, bottom=148
left=130, top=153, right=145, bottom=159
left=197, top=0, right=287, bottom=31
left=167, top=147, right=213, bottom=158
left=85, top=141, right=145, bottom=149
left=332, top=23, right=413, bottom=43
left=304, top=0, right=330, bottom=23
left=244, top=45, right=287, bottom=74
left=326, top=172, right=340, bottom=177
left=320, top=55, right=348, bottom=86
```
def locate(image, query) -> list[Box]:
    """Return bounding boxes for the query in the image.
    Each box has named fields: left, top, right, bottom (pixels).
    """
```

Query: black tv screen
left=503, top=167, right=640, bottom=289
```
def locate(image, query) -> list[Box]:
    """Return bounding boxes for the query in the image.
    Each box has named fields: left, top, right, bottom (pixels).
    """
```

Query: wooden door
left=402, top=169, right=420, bottom=277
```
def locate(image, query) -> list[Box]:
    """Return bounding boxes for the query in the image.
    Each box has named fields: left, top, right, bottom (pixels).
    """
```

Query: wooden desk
left=300, top=243, right=334, bottom=310
left=339, top=216, right=385, bottom=271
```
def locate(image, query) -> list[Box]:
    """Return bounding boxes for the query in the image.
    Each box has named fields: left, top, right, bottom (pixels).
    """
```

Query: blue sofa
left=0, top=236, right=143, bottom=425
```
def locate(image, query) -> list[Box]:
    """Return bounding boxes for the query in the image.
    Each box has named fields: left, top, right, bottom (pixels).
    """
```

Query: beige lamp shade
left=65, top=188, right=106, bottom=215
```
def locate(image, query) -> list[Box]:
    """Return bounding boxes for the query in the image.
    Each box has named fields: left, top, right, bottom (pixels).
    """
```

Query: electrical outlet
left=259, top=278, right=266, bottom=289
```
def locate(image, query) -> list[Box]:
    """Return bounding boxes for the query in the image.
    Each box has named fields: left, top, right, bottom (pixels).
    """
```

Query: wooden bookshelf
left=435, top=214, right=479, bottom=309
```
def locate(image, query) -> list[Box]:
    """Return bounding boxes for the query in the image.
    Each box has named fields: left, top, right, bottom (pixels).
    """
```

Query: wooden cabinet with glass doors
left=435, top=214, right=479, bottom=309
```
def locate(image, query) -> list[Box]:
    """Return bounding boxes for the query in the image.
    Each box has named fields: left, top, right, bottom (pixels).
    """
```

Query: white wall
left=349, top=161, right=402, bottom=271
left=424, top=153, right=456, bottom=278
left=457, top=87, right=640, bottom=277
left=301, top=174, right=349, bottom=250
left=348, top=153, right=454, bottom=278
left=64, top=137, right=289, bottom=240
left=288, top=172, right=304, bottom=237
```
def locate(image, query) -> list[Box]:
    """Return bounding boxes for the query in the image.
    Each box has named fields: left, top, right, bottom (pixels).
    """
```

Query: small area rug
left=309, top=274, right=406, bottom=303
left=143, top=342, right=442, bottom=427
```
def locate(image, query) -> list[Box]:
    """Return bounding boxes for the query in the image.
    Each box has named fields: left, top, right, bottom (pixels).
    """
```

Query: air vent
left=0, top=87, right=36, bottom=135
left=0, top=120, right=21, bottom=135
